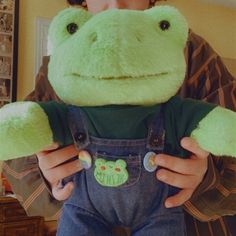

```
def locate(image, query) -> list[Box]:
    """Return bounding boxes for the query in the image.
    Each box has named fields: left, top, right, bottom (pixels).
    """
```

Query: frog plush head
left=48, top=6, right=188, bottom=106
left=0, top=5, right=236, bottom=162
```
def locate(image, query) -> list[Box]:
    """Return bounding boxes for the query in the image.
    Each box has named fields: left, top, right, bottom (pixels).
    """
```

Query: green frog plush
left=0, top=6, right=235, bottom=235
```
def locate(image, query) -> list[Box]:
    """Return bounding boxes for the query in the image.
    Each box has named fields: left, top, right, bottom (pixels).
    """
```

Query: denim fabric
left=56, top=106, right=186, bottom=236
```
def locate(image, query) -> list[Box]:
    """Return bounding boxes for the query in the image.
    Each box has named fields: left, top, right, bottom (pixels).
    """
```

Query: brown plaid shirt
left=3, top=30, right=236, bottom=236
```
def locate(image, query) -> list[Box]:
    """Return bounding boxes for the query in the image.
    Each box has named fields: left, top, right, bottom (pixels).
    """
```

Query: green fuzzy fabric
left=0, top=102, right=53, bottom=160
left=48, top=6, right=188, bottom=106
left=191, top=107, right=236, bottom=157
left=0, top=6, right=236, bottom=162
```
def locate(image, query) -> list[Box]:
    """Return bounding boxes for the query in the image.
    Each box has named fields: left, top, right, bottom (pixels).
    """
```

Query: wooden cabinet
left=0, top=196, right=44, bottom=236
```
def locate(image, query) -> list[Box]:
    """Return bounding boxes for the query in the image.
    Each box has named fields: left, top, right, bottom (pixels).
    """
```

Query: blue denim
left=56, top=106, right=186, bottom=236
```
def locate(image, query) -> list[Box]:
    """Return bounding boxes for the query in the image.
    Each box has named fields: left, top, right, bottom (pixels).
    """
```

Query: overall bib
left=57, top=105, right=186, bottom=236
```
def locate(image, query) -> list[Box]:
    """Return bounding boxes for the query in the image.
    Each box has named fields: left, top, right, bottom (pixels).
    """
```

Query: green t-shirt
left=39, top=96, right=216, bottom=158
left=80, top=104, right=161, bottom=139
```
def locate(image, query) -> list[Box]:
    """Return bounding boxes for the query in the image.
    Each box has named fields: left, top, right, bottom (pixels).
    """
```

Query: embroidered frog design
left=94, top=158, right=128, bottom=187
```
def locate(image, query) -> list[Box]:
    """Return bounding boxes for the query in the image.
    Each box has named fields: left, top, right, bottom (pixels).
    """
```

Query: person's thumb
left=181, top=137, right=209, bottom=160
left=52, top=181, right=74, bottom=201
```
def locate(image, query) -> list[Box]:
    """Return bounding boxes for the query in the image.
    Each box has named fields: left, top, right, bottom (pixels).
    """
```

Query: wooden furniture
left=43, top=220, right=57, bottom=236
left=0, top=196, right=44, bottom=236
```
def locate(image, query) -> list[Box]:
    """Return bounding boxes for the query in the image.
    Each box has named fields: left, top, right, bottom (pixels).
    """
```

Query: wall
left=17, top=0, right=66, bottom=100
left=160, top=0, right=236, bottom=59
left=17, top=0, right=236, bottom=100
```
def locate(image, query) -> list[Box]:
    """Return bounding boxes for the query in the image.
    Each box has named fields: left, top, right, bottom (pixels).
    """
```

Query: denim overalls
left=56, top=105, right=186, bottom=236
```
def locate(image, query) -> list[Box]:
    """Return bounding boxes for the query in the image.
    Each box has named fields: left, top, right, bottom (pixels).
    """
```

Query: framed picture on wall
left=0, top=0, right=18, bottom=108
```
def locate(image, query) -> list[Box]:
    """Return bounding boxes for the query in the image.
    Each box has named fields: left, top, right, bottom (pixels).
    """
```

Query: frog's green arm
left=0, top=101, right=69, bottom=161
left=191, top=107, right=236, bottom=157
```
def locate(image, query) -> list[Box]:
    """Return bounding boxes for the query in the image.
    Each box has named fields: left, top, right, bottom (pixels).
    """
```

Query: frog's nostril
left=135, top=35, right=142, bottom=43
left=90, top=32, right=98, bottom=43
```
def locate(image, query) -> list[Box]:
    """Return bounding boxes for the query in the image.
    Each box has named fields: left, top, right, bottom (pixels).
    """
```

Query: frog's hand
left=0, top=102, right=54, bottom=160
left=191, top=107, right=236, bottom=157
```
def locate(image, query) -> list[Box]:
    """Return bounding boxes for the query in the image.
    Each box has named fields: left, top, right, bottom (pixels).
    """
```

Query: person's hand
left=155, top=137, right=209, bottom=208
left=37, top=143, right=83, bottom=201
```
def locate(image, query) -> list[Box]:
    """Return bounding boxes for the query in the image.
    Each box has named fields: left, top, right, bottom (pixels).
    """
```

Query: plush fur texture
left=48, top=6, right=188, bottom=106
left=191, top=107, right=236, bottom=157
left=0, top=6, right=235, bottom=162
left=0, top=102, right=53, bottom=160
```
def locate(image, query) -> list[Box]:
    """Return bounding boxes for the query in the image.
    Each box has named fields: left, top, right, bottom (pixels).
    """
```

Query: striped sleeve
left=2, top=56, right=63, bottom=219
left=180, top=30, right=236, bottom=221
left=2, top=157, right=62, bottom=220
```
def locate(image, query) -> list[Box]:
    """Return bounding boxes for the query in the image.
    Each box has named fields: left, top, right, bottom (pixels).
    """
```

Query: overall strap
left=68, top=104, right=165, bottom=151
left=68, top=105, right=90, bottom=150
left=146, top=105, right=165, bottom=151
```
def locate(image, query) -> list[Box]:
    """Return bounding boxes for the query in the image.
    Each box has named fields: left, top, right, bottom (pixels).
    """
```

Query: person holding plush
left=2, top=0, right=236, bottom=235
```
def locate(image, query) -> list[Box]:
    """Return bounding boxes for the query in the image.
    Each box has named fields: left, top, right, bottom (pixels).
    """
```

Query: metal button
left=74, top=132, right=86, bottom=142
left=143, top=151, right=158, bottom=172
left=150, top=137, right=159, bottom=146
left=78, top=150, right=92, bottom=170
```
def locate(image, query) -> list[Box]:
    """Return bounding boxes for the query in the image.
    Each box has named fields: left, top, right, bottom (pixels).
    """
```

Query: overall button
left=78, top=150, right=92, bottom=170
left=74, top=132, right=87, bottom=142
left=143, top=151, right=158, bottom=172
left=150, top=137, right=159, bottom=146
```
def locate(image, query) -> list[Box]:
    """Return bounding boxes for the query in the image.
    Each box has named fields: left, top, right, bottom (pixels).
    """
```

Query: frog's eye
left=95, top=158, right=106, bottom=167
left=67, top=23, right=79, bottom=34
left=48, top=8, right=92, bottom=52
left=100, top=165, right=106, bottom=171
left=159, top=20, right=170, bottom=31
left=115, top=167, right=121, bottom=172
left=145, top=6, right=188, bottom=46
left=116, top=160, right=127, bottom=169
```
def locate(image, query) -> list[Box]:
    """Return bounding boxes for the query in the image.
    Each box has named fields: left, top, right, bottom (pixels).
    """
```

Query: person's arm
left=2, top=156, right=63, bottom=219
left=152, top=31, right=236, bottom=216
left=25, top=56, right=59, bottom=102
left=2, top=57, right=81, bottom=217
left=180, top=31, right=236, bottom=221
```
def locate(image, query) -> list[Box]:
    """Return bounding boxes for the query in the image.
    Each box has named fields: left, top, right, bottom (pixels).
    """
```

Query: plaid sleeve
left=2, top=56, right=63, bottom=219
left=2, top=157, right=63, bottom=220
left=180, top=31, right=236, bottom=221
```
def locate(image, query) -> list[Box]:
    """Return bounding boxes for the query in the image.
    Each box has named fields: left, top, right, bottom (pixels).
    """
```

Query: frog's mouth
left=70, top=72, right=169, bottom=80
left=51, top=69, right=184, bottom=106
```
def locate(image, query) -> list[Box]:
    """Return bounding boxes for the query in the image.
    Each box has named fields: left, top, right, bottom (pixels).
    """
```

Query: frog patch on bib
left=94, top=158, right=128, bottom=187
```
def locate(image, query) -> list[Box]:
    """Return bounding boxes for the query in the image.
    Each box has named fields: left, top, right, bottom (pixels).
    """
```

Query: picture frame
left=0, top=0, right=19, bottom=108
